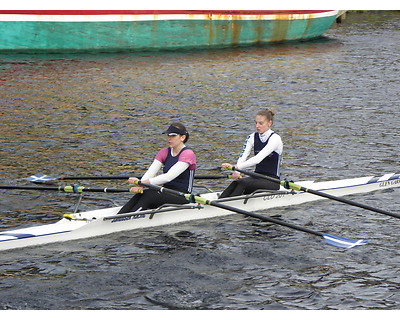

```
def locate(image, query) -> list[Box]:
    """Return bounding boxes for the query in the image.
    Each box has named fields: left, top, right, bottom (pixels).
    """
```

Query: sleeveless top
left=254, top=132, right=281, bottom=178
left=162, top=147, right=196, bottom=193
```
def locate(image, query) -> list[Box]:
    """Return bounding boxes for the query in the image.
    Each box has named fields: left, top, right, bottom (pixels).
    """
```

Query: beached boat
left=0, top=10, right=339, bottom=53
left=0, top=172, right=399, bottom=251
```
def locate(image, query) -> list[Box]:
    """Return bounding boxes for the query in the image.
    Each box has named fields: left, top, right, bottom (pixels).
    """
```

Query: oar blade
left=25, top=174, right=59, bottom=183
left=322, top=234, right=368, bottom=249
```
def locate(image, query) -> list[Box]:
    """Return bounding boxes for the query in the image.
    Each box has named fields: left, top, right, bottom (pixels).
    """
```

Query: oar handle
left=227, top=165, right=279, bottom=181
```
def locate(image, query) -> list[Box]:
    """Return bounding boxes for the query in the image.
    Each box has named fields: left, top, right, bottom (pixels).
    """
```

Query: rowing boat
left=0, top=173, right=399, bottom=251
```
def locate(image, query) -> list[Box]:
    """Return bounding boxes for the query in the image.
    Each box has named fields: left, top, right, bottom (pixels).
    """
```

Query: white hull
left=1, top=173, right=399, bottom=251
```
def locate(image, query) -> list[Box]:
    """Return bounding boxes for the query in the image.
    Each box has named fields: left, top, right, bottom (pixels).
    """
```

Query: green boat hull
left=0, top=11, right=338, bottom=52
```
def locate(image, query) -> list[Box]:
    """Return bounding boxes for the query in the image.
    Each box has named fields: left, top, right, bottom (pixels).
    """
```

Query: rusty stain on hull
left=271, top=20, right=290, bottom=42
left=231, top=21, right=242, bottom=45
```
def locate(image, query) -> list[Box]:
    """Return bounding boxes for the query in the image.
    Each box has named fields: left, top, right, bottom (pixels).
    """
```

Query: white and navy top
left=236, top=129, right=283, bottom=178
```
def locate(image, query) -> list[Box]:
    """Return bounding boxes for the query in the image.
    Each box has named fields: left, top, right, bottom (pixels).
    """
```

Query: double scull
left=0, top=172, right=399, bottom=251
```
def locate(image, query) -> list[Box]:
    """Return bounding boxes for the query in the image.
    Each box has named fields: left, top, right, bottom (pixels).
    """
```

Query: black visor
left=162, top=125, right=187, bottom=136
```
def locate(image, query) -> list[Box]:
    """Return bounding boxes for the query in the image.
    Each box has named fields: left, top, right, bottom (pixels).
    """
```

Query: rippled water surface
left=0, top=12, right=399, bottom=310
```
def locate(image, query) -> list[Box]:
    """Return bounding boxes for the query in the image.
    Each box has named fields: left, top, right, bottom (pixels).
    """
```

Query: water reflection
left=0, top=12, right=400, bottom=310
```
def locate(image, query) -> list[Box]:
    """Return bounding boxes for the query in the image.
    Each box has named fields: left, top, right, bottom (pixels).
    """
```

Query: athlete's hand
left=222, top=163, right=241, bottom=179
left=130, top=186, right=143, bottom=193
left=221, top=163, right=233, bottom=170
left=128, top=177, right=140, bottom=184
left=231, top=171, right=241, bottom=180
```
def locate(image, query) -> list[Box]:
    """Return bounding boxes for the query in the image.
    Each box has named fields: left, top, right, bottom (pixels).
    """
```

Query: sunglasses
left=167, top=133, right=179, bottom=137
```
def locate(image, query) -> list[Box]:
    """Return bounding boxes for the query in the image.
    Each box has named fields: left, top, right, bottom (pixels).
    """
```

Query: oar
left=25, top=173, right=229, bottom=183
left=0, top=185, right=133, bottom=193
left=228, top=166, right=400, bottom=220
left=134, top=181, right=367, bottom=249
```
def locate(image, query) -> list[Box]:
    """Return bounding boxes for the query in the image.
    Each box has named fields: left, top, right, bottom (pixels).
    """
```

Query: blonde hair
left=256, top=108, right=276, bottom=122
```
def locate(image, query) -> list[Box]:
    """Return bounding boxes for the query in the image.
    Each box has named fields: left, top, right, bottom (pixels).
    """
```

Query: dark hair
left=171, top=122, right=189, bottom=143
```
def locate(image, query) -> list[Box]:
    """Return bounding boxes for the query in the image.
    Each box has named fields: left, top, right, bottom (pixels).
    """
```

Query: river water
left=0, top=12, right=399, bottom=310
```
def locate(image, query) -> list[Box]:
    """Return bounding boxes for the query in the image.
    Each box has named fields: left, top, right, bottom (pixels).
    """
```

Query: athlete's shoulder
left=180, top=148, right=196, bottom=158
left=270, top=131, right=282, bottom=140
left=246, top=132, right=256, bottom=142
left=155, top=147, right=170, bottom=162
left=179, top=148, right=196, bottom=163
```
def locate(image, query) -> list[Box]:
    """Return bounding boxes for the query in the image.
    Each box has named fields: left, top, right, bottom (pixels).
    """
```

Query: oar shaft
left=210, top=200, right=323, bottom=237
left=136, top=181, right=367, bottom=248
left=28, top=174, right=228, bottom=182
left=228, top=168, right=281, bottom=184
left=298, top=185, right=400, bottom=219
left=60, top=176, right=130, bottom=180
left=0, top=185, right=62, bottom=191
left=195, top=175, right=230, bottom=179
left=231, top=167, right=400, bottom=219
left=60, top=175, right=227, bottom=180
left=137, top=181, right=322, bottom=237
left=0, top=185, right=132, bottom=193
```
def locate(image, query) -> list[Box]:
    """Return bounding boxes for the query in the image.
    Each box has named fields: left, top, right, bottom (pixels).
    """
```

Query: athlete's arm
left=237, top=134, right=282, bottom=169
left=149, top=161, right=190, bottom=185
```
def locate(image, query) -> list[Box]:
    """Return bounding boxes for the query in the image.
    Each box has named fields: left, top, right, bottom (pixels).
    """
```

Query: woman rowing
left=117, top=122, right=196, bottom=214
left=219, top=108, right=283, bottom=198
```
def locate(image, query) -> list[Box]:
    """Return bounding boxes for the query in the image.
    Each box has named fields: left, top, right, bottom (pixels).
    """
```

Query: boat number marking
left=111, top=214, right=145, bottom=223
left=262, top=194, right=287, bottom=201
left=379, top=179, right=400, bottom=188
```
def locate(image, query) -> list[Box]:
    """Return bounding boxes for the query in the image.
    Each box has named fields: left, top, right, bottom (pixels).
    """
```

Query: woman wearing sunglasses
left=117, top=122, right=196, bottom=214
